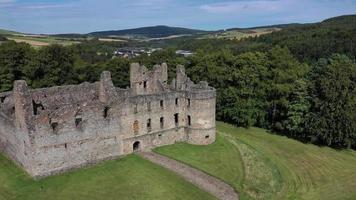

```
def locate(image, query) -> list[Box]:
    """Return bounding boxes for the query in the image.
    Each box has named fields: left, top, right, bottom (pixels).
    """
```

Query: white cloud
left=130, top=0, right=171, bottom=7
left=0, top=0, right=15, bottom=7
left=200, top=0, right=293, bottom=14
left=0, top=0, right=15, bottom=3
left=23, top=4, right=72, bottom=10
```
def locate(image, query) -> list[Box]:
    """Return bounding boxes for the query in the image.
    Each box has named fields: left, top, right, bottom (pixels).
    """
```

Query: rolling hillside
left=89, top=25, right=208, bottom=39
left=155, top=122, right=356, bottom=200
left=0, top=29, right=21, bottom=35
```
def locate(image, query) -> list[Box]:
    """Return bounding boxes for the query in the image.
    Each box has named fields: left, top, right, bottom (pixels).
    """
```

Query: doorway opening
left=133, top=141, right=140, bottom=152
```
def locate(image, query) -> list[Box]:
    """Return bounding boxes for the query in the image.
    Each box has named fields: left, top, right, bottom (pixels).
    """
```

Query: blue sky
left=0, top=0, right=356, bottom=34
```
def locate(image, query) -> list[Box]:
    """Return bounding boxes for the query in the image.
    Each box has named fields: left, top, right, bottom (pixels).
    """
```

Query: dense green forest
left=89, top=25, right=208, bottom=38
left=0, top=15, right=355, bottom=149
left=0, top=35, right=6, bottom=41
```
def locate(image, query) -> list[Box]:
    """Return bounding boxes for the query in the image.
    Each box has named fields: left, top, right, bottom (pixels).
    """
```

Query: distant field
left=0, top=154, right=215, bottom=200
left=98, top=38, right=127, bottom=42
left=6, top=35, right=81, bottom=47
left=155, top=122, right=356, bottom=200
left=202, top=28, right=281, bottom=40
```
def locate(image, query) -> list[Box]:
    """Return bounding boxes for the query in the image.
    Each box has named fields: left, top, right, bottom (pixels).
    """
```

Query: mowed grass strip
left=155, top=122, right=356, bottom=200
left=0, top=154, right=216, bottom=200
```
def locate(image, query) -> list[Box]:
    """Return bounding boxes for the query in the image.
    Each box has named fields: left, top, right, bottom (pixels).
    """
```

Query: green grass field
left=155, top=122, right=356, bottom=200
left=6, top=35, right=81, bottom=47
left=201, top=28, right=281, bottom=40
left=0, top=154, right=215, bottom=200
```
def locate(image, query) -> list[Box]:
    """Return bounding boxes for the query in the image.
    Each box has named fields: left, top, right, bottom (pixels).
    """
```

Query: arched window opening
left=133, top=141, right=140, bottom=152
left=51, top=122, right=59, bottom=133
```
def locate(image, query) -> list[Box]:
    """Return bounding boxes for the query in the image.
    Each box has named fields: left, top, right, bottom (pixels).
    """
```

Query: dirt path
left=139, top=151, right=239, bottom=200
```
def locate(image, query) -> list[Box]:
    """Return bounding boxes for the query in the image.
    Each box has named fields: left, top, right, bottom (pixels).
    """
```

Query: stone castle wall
left=0, top=63, right=216, bottom=178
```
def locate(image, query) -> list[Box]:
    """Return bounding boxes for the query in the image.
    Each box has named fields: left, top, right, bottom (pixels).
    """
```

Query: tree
left=24, top=45, right=76, bottom=88
left=102, top=58, right=130, bottom=88
left=305, top=54, right=356, bottom=148
left=228, top=52, right=269, bottom=127
left=0, top=35, right=7, bottom=41
left=0, top=41, right=33, bottom=92
left=282, top=79, right=310, bottom=138
left=266, top=46, right=308, bottom=131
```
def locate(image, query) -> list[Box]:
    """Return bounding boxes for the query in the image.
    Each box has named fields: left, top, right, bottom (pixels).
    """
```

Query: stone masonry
left=0, top=63, right=216, bottom=178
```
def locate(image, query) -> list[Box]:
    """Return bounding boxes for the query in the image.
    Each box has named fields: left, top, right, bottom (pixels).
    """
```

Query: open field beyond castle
left=1, top=122, right=356, bottom=200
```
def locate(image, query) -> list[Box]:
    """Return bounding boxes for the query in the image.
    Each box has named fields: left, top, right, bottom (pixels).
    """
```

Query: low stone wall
left=0, top=113, right=31, bottom=172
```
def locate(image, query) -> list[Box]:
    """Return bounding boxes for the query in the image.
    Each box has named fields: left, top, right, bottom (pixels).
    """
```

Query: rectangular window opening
left=187, top=98, right=191, bottom=107
left=143, top=81, right=147, bottom=89
left=188, top=115, right=191, bottom=126
left=75, top=118, right=82, bottom=128
left=103, top=106, right=110, bottom=118
left=134, top=104, right=138, bottom=114
left=160, top=100, right=164, bottom=109
left=147, top=118, right=152, bottom=132
left=160, top=117, right=164, bottom=129
left=174, top=113, right=179, bottom=127
left=133, top=120, right=139, bottom=135
left=175, top=98, right=179, bottom=106
left=147, top=102, right=151, bottom=111
left=32, top=100, right=45, bottom=116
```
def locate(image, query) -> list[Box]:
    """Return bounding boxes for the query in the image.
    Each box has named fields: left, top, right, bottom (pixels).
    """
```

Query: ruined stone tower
left=0, top=63, right=216, bottom=178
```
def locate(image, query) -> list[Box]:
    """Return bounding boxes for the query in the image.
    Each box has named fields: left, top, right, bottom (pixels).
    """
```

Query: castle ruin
left=0, top=63, right=216, bottom=178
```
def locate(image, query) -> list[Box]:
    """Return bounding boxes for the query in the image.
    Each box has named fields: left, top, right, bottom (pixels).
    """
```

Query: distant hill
left=88, top=25, right=208, bottom=38
left=247, top=14, right=356, bottom=62
left=227, top=23, right=304, bottom=32
left=0, top=28, right=21, bottom=35
left=320, top=14, right=356, bottom=29
left=51, top=33, right=86, bottom=38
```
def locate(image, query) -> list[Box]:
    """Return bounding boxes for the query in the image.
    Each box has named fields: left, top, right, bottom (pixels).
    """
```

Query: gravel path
left=139, top=151, right=239, bottom=200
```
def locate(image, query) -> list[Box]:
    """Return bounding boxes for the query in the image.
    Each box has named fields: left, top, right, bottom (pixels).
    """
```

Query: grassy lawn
left=155, top=122, right=356, bottom=200
left=0, top=154, right=215, bottom=200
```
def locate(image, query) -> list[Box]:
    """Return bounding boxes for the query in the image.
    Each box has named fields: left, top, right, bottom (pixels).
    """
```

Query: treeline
left=189, top=49, right=355, bottom=149
left=0, top=35, right=6, bottom=41
left=1, top=15, right=356, bottom=149
left=0, top=40, right=355, bottom=149
left=251, top=15, right=356, bottom=63
left=170, top=15, right=356, bottom=64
